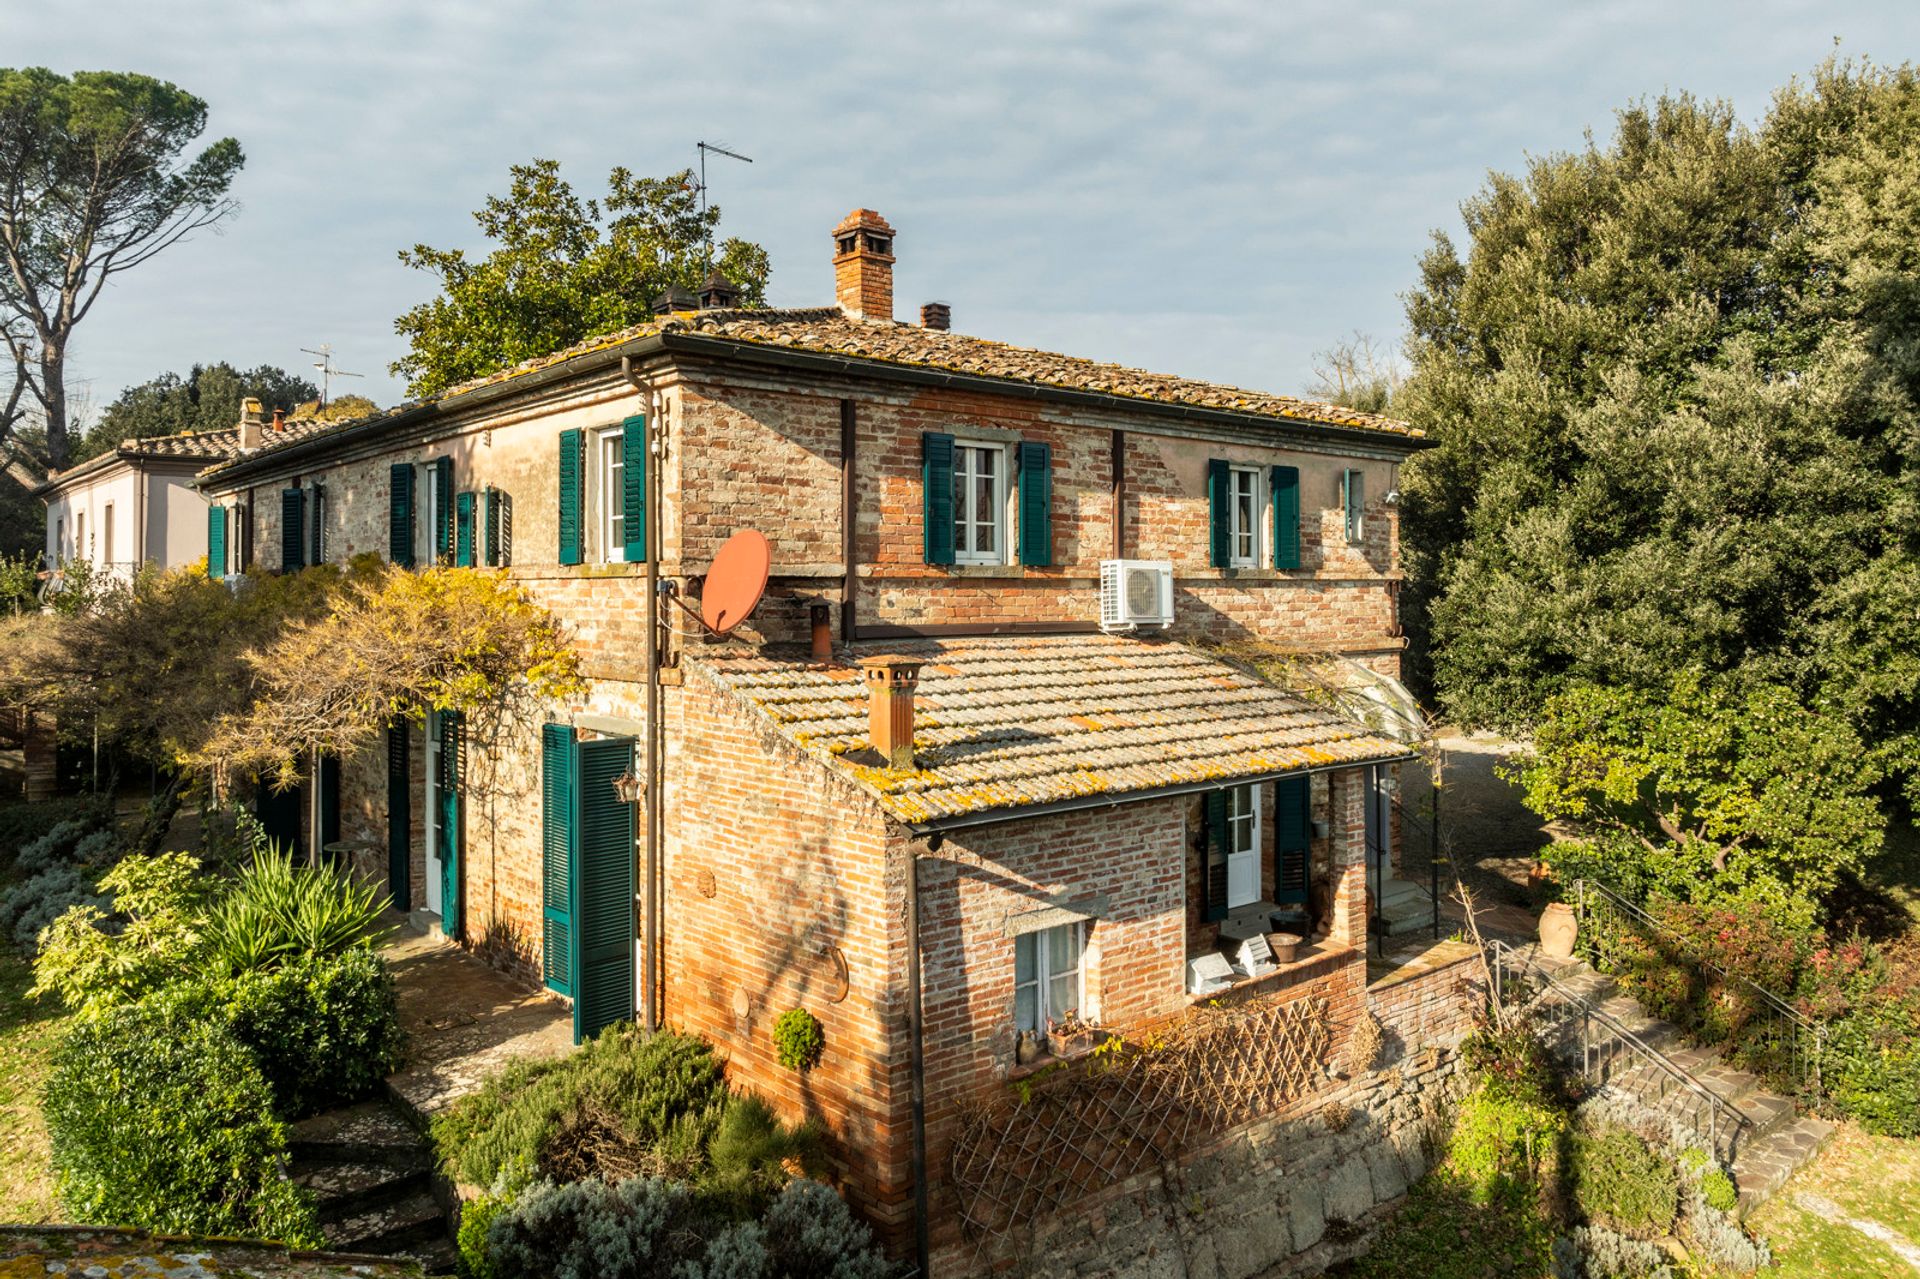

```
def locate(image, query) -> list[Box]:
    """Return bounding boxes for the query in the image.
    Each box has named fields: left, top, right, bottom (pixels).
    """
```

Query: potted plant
left=1047, top=1010, right=1099, bottom=1057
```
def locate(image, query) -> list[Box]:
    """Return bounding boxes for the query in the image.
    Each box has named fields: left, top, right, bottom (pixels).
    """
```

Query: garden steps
left=1502, top=944, right=1834, bottom=1214
left=288, top=1096, right=454, bottom=1274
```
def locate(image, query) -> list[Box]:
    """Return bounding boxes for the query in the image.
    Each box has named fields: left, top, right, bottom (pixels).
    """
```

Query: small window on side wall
left=1342, top=469, right=1365, bottom=545
left=1014, top=921, right=1085, bottom=1036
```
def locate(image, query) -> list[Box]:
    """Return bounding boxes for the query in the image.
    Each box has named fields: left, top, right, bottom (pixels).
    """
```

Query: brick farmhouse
left=194, top=210, right=1475, bottom=1273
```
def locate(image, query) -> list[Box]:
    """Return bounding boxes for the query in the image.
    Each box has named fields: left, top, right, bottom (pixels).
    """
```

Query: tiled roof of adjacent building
left=693, top=635, right=1413, bottom=826
left=202, top=304, right=1418, bottom=477
left=33, top=427, right=243, bottom=494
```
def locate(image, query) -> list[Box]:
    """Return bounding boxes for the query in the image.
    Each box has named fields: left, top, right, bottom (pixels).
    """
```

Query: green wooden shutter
left=207, top=506, right=227, bottom=581
left=455, top=491, right=476, bottom=567
left=1207, top=459, right=1230, bottom=569
left=622, top=415, right=647, bottom=562
left=574, top=736, right=636, bottom=1042
left=439, top=710, right=462, bottom=938
left=389, top=464, right=416, bottom=568
left=1016, top=440, right=1052, bottom=567
left=318, top=754, right=341, bottom=859
left=386, top=722, right=412, bottom=913
left=482, top=488, right=499, bottom=566
left=922, top=432, right=956, bottom=566
left=558, top=428, right=584, bottom=566
left=541, top=723, right=575, bottom=998
left=309, top=484, right=326, bottom=566
left=1275, top=776, right=1311, bottom=907
left=1202, top=790, right=1230, bottom=922
left=434, top=457, right=455, bottom=563
left=1271, top=466, right=1300, bottom=570
left=280, top=488, right=305, bottom=573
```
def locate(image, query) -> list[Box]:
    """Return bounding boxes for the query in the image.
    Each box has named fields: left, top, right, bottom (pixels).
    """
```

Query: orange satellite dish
left=701, top=529, right=770, bottom=635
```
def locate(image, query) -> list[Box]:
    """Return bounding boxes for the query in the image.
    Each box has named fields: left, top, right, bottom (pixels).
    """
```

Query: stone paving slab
left=0, top=1226, right=422, bottom=1277
left=290, top=1101, right=424, bottom=1165
left=378, top=919, right=574, bottom=1119
left=325, top=1190, right=446, bottom=1255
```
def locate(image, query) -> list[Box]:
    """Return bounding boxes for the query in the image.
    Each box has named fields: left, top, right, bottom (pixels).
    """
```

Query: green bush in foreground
left=43, top=997, right=320, bottom=1244
left=29, top=851, right=215, bottom=1015
left=203, top=844, right=392, bottom=975
left=1569, top=1124, right=1678, bottom=1236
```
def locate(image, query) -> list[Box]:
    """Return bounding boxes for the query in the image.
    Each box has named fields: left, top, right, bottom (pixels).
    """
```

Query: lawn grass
left=0, top=943, right=66, bottom=1223
left=1749, top=1122, right=1920, bottom=1277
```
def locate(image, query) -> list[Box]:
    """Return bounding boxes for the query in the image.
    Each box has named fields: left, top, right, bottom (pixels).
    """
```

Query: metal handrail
left=1574, top=878, right=1826, bottom=1097
left=1490, top=939, right=1751, bottom=1158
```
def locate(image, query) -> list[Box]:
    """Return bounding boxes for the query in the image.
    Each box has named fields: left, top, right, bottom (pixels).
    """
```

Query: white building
left=35, top=428, right=239, bottom=579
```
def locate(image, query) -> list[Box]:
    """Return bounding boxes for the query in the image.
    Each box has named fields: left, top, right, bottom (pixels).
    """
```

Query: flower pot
left=1268, top=932, right=1303, bottom=964
left=1538, top=901, right=1578, bottom=959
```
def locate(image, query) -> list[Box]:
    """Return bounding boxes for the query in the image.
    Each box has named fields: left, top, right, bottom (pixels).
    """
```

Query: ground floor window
left=1014, top=921, right=1084, bottom=1034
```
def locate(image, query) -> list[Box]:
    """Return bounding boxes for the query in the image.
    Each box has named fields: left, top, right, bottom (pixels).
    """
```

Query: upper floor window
left=953, top=439, right=1007, bottom=565
left=1228, top=466, right=1260, bottom=568
left=102, top=503, right=114, bottom=564
left=1014, top=921, right=1084, bottom=1035
left=598, top=426, right=626, bottom=564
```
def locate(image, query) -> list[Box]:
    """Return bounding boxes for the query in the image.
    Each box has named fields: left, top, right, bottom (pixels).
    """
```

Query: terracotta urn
left=1538, top=901, right=1578, bottom=959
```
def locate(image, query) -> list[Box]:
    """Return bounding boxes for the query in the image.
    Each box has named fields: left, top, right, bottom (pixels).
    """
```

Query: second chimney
left=863, top=656, right=922, bottom=770
left=237, top=396, right=266, bottom=451
left=920, top=301, right=951, bottom=332
left=833, top=209, right=895, bottom=321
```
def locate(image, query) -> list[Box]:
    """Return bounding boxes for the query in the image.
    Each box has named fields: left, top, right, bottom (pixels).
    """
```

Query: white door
left=424, top=712, right=443, bottom=915
left=1226, top=784, right=1259, bottom=909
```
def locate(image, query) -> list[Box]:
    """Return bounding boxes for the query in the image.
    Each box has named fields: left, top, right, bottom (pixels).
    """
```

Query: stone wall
left=929, top=946, right=1480, bottom=1279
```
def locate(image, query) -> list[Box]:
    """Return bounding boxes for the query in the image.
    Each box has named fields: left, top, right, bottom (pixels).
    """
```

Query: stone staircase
left=1503, top=946, right=1835, bottom=1214
left=289, top=1097, right=456, bottom=1274
left=1374, top=876, right=1436, bottom=936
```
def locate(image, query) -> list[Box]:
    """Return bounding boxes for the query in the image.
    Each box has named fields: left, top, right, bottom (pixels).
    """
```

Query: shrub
left=1445, top=1087, right=1569, bottom=1207
left=43, top=996, right=320, bottom=1244
left=703, top=1093, right=822, bottom=1213
left=773, top=1007, right=825, bottom=1071
left=30, top=851, right=214, bottom=1014
left=434, top=1028, right=731, bottom=1191
left=203, top=845, right=392, bottom=975
left=457, top=1191, right=510, bottom=1279
left=1698, top=1168, right=1737, bottom=1214
left=1569, top=1124, right=1678, bottom=1236
left=482, top=1176, right=893, bottom=1279
left=0, top=862, right=107, bottom=953
left=0, top=795, right=112, bottom=870
left=1558, top=1224, right=1674, bottom=1278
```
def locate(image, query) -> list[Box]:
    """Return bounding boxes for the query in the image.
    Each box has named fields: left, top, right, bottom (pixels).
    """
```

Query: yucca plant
left=204, top=845, right=393, bottom=976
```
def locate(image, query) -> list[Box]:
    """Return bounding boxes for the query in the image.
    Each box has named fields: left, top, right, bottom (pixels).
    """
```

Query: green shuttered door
left=622, top=415, right=647, bottom=562
left=922, top=432, right=955, bottom=566
left=390, top=464, right=416, bottom=567
left=1275, top=776, right=1311, bottom=907
left=439, top=711, right=462, bottom=938
left=386, top=722, right=411, bottom=913
left=558, top=429, right=584, bottom=566
left=541, top=724, right=575, bottom=998
left=455, top=491, right=476, bottom=567
left=1203, top=789, right=1230, bottom=922
left=1017, top=440, right=1052, bottom=567
left=280, top=488, right=305, bottom=573
left=1271, top=466, right=1300, bottom=570
left=575, top=737, right=635, bottom=1043
left=207, top=506, right=227, bottom=581
left=1207, top=459, right=1230, bottom=569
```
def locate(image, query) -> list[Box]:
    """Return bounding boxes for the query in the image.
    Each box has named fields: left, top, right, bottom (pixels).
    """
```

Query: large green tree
left=392, top=159, right=771, bottom=397
left=1399, top=59, right=1920, bottom=802
left=76, top=362, right=320, bottom=463
left=0, top=69, right=244, bottom=467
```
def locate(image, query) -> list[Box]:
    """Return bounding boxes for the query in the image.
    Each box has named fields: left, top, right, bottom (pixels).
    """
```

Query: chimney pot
left=699, top=268, right=741, bottom=310
left=862, top=656, right=922, bottom=770
left=810, top=603, right=833, bottom=664
left=271, top=408, right=286, bottom=432
left=833, top=208, right=896, bottom=321
left=237, top=397, right=266, bottom=451
left=652, top=284, right=699, bottom=316
left=920, top=302, right=951, bottom=332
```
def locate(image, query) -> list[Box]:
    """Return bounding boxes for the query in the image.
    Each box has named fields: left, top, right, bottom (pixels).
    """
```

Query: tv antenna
left=693, top=141, right=753, bottom=269
left=301, top=344, right=364, bottom=407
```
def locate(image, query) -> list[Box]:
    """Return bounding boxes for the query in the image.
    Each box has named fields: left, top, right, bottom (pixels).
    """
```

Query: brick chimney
left=833, top=209, right=895, bottom=321
left=863, top=657, right=922, bottom=770
left=236, top=396, right=266, bottom=451
left=920, top=302, right=951, bottom=332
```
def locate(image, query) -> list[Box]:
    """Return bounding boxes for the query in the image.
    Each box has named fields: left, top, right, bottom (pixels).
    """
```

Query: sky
left=7, top=1, right=1919, bottom=422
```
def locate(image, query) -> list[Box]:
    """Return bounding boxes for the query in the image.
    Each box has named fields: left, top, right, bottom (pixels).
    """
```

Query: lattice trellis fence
left=948, top=994, right=1333, bottom=1255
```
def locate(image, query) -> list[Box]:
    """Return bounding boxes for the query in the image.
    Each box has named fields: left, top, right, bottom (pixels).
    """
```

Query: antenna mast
left=300, top=344, right=364, bottom=408
left=693, top=141, right=753, bottom=271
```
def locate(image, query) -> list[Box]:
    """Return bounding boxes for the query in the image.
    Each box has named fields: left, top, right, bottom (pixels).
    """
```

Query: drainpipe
left=906, top=837, right=932, bottom=1279
left=622, top=356, right=661, bottom=1033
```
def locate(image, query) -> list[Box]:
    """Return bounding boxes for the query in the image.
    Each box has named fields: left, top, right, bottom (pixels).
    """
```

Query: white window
left=1343, top=468, right=1366, bottom=544
left=599, top=427, right=626, bottom=563
left=1014, top=921, right=1085, bottom=1034
left=102, top=504, right=114, bottom=565
left=953, top=440, right=1007, bottom=565
left=54, top=517, right=64, bottom=565
left=74, top=511, right=85, bottom=561
left=1227, top=783, right=1260, bottom=908
left=1229, top=466, right=1260, bottom=568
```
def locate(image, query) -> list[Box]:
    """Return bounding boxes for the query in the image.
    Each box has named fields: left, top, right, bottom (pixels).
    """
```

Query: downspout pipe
left=622, top=356, right=661, bottom=1032
left=905, top=837, right=932, bottom=1279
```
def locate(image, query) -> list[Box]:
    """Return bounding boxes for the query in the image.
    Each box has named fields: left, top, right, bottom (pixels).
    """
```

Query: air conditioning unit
left=1100, top=559, right=1174, bottom=632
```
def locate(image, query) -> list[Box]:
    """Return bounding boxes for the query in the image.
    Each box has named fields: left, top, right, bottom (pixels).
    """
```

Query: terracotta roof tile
left=693, top=635, right=1411, bottom=825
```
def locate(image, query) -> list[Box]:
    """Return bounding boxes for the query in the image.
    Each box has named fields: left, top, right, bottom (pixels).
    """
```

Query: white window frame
left=598, top=426, right=626, bottom=564
left=1014, top=921, right=1085, bottom=1035
left=423, top=465, right=442, bottom=567
left=54, top=516, right=64, bottom=565
left=74, top=510, right=86, bottom=563
left=1228, top=465, right=1261, bottom=568
left=1226, top=783, right=1260, bottom=908
left=953, top=438, right=1010, bottom=566
left=424, top=711, right=443, bottom=917
left=102, top=503, right=114, bottom=565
